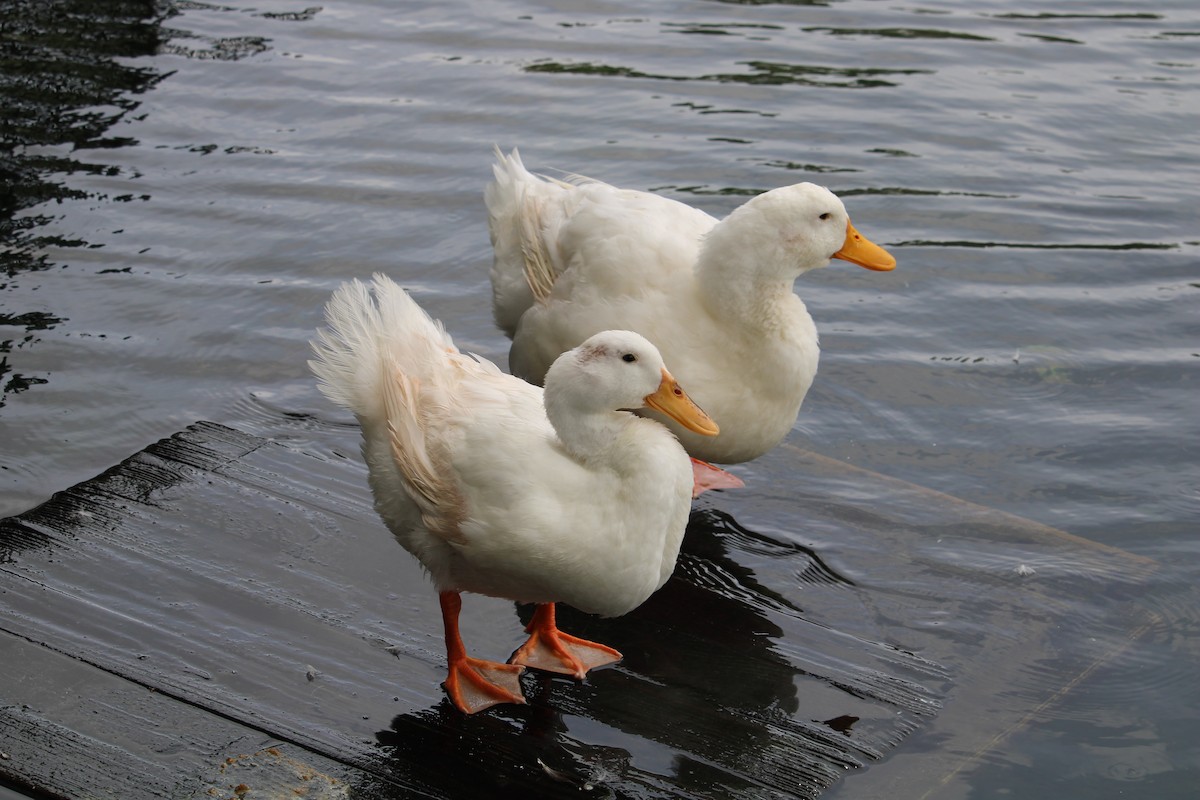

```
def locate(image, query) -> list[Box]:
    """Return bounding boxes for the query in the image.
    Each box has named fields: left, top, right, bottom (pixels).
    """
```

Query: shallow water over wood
left=2, top=0, right=1198, bottom=797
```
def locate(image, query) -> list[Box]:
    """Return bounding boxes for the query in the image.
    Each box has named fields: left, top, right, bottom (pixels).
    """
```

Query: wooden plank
left=735, top=443, right=1161, bottom=799
left=0, top=633, right=376, bottom=799
left=0, top=422, right=1157, bottom=798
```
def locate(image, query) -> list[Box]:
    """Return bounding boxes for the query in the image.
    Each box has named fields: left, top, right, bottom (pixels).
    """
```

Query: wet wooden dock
left=0, top=422, right=1157, bottom=798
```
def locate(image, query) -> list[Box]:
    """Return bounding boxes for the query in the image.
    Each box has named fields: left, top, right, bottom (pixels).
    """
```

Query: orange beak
left=644, top=367, right=719, bottom=436
left=834, top=219, right=896, bottom=271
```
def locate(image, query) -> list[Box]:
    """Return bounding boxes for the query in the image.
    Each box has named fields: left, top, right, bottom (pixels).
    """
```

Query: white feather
left=485, top=149, right=895, bottom=464
left=309, top=275, right=697, bottom=617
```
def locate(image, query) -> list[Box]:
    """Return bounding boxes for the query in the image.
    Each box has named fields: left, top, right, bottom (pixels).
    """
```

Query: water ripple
left=802, top=27, right=996, bottom=42
left=2, top=0, right=1198, bottom=791
left=524, top=59, right=930, bottom=88
left=894, top=239, right=1180, bottom=250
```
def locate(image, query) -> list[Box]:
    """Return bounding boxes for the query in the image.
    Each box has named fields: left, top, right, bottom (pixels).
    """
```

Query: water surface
left=2, top=0, right=1197, bottom=796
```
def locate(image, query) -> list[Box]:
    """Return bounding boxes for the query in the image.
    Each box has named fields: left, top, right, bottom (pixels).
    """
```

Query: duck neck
left=544, top=393, right=628, bottom=463
left=696, top=251, right=797, bottom=333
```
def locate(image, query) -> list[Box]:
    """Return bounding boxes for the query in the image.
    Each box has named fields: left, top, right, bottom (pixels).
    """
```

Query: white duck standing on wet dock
left=485, top=148, right=896, bottom=492
left=309, top=274, right=718, bottom=714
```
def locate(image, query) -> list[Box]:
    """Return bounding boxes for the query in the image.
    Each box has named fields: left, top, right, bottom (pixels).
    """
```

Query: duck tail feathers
left=309, top=274, right=457, bottom=420
left=487, top=147, right=567, bottom=337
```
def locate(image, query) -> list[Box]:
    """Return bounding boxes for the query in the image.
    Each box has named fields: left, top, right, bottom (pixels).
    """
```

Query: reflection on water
left=372, top=506, right=941, bottom=798
left=0, top=0, right=168, bottom=405
left=377, top=705, right=593, bottom=799
left=0, top=310, right=60, bottom=405
left=0, top=422, right=944, bottom=797
left=801, top=27, right=995, bottom=41
left=526, top=59, right=930, bottom=88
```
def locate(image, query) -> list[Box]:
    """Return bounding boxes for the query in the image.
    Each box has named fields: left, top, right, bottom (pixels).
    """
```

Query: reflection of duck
left=486, top=148, right=896, bottom=472
left=309, top=274, right=717, bottom=713
left=372, top=507, right=870, bottom=797
left=377, top=702, right=612, bottom=798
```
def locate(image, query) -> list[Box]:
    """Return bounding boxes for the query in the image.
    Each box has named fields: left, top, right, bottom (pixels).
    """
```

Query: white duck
left=309, top=274, right=717, bottom=714
left=486, top=148, right=895, bottom=481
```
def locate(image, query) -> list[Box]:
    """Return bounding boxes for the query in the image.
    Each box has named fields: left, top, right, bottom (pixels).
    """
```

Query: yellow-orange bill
left=644, top=368, right=719, bottom=436
left=834, top=219, right=896, bottom=271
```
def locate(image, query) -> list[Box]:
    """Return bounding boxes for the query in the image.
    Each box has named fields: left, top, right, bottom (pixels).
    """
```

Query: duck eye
left=622, top=353, right=637, bottom=363
left=819, top=212, right=832, bottom=221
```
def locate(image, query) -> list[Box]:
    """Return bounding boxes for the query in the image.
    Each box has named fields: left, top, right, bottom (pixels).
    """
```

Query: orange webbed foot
left=509, top=604, right=621, bottom=679
left=438, top=590, right=527, bottom=714
left=691, top=457, right=745, bottom=498
left=443, top=656, right=526, bottom=714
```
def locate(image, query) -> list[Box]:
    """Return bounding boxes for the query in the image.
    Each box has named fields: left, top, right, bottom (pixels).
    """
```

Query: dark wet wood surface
left=0, top=423, right=1156, bottom=799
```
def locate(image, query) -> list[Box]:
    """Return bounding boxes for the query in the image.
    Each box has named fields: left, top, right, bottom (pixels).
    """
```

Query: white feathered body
left=486, top=150, right=821, bottom=464
left=310, top=276, right=692, bottom=617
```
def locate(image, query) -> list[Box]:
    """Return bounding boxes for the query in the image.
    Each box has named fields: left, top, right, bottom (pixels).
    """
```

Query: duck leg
left=439, top=591, right=526, bottom=713
left=690, top=457, right=745, bottom=497
left=509, top=603, right=622, bottom=679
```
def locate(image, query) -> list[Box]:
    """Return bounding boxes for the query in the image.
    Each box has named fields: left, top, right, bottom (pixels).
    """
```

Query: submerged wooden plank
left=732, top=443, right=1161, bottom=799
left=0, top=422, right=1157, bottom=798
left=0, top=633, right=369, bottom=799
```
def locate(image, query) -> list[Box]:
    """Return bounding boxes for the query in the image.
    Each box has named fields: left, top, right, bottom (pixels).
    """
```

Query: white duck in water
left=309, top=274, right=717, bottom=713
left=486, top=149, right=895, bottom=487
